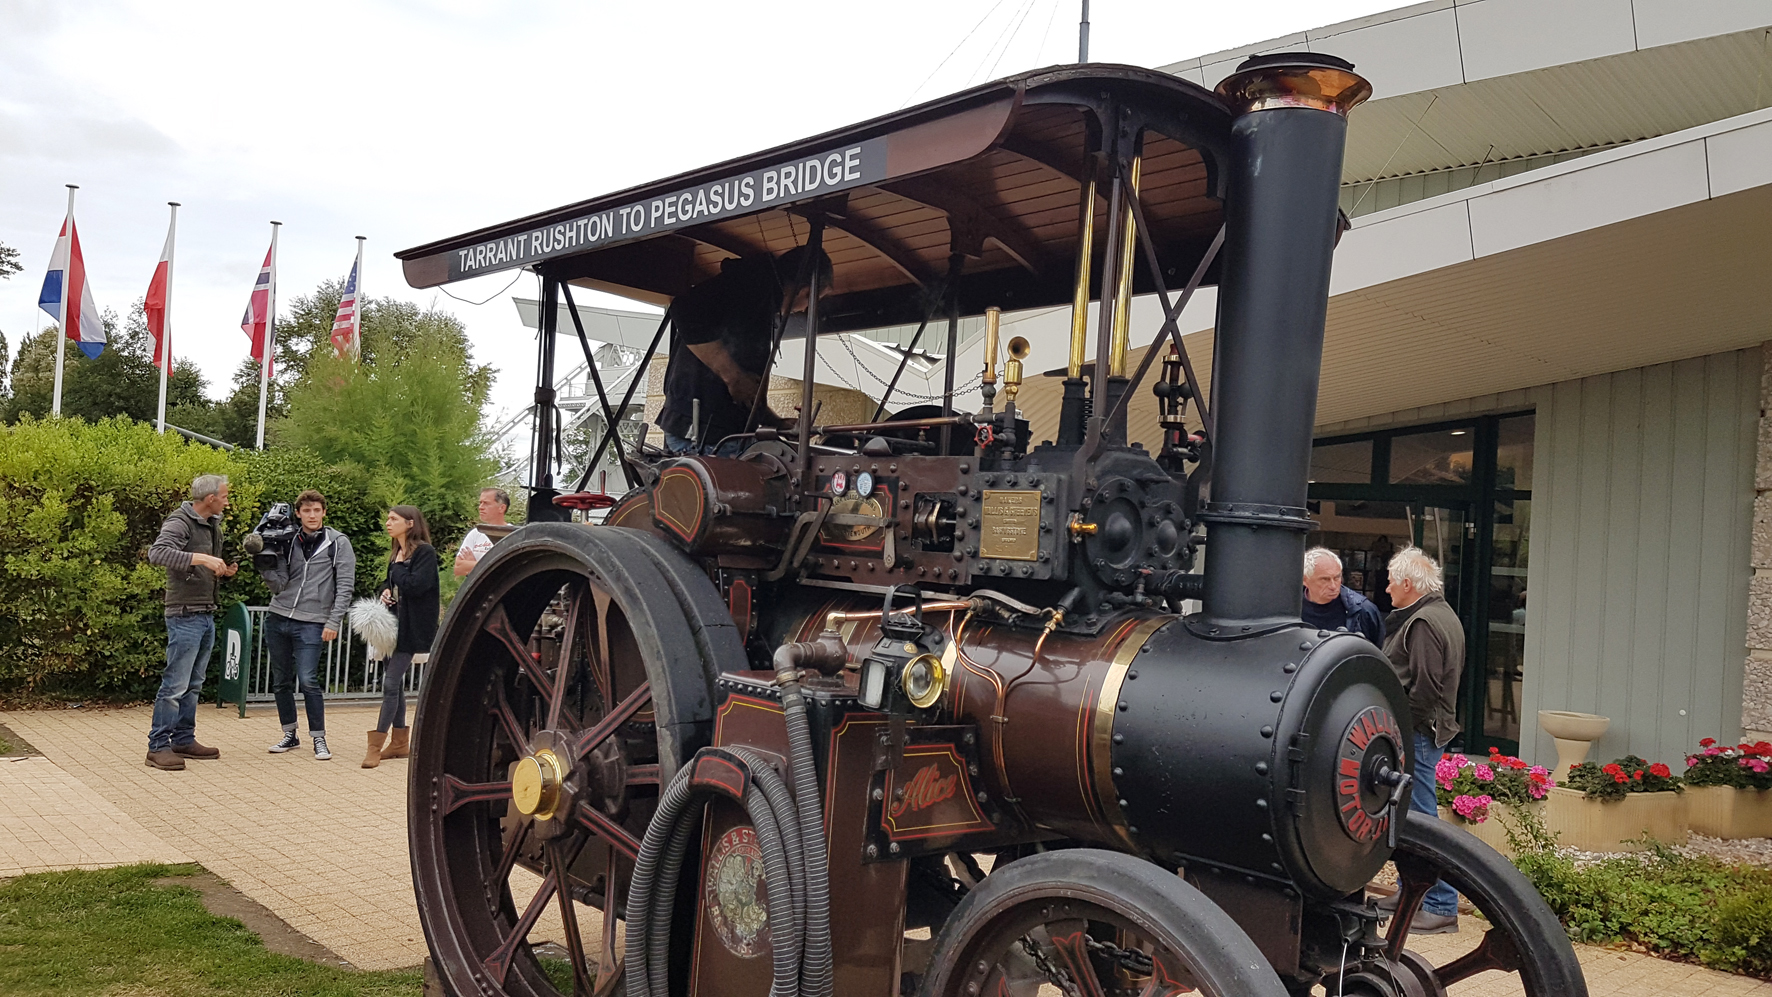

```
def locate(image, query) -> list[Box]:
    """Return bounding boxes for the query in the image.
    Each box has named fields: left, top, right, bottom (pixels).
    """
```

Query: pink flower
left=1435, top=756, right=1463, bottom=789
left=1705, top=747, right=1723, bottom=756
left=1742, top=758, right=1770, bottom=774
left=1452, top=794, right=1493, bottom=822
left=1528, top=781, right=1549, bottom=800
left=1473, top=764, right=1495, bottom=782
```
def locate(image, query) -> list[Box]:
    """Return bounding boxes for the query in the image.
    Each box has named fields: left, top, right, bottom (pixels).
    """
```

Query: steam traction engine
left=396, top=56, right=1587, bottom=997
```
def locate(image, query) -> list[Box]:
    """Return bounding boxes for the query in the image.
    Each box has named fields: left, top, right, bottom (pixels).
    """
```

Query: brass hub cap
left=511, top=749, right=563, bottom=820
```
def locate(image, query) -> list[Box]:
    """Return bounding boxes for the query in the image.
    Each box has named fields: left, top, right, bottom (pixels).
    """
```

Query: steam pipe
left=1198, top=54, right=1371, bottom=634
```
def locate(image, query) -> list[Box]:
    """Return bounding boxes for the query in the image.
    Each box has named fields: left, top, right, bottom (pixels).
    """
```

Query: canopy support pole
left=561, top=283, right=637, bottom=490
left=796, top=215, right=828, bottom=504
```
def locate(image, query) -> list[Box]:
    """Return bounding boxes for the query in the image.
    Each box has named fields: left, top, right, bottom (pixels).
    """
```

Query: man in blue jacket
left=1301, top=546, right=1384, bottom=645
left=259, top=489, right=356, bottom=761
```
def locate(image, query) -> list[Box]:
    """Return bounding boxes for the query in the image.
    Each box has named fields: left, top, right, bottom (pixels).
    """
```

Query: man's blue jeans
left=1411, top=732, right=1461, bottom=917
left=664, top=432, right=746, bottom=458
left=266, top=614, right=326, bottom=732
left=148, top=614, right=214, bottom=751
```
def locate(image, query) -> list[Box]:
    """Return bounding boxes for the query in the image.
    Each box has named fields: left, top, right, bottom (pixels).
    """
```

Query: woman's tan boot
left=363, top=730, right=387, bottom=768
left=380, top=727, right=411, bottom=760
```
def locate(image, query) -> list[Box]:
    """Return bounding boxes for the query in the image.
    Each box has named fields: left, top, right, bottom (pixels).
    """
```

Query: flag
left=145, top=218, right=175, bottom=370
left=38, top=214, right=105, bottom=358
left=241, top=243, right=274, bottom=371
left=330, top=255, right=360, bottom=359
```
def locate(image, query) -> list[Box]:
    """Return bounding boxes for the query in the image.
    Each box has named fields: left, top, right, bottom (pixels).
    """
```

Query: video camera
left=242, top=502, right=298, bottom=570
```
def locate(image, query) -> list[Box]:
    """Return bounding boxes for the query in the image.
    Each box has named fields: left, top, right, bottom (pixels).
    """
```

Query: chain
left=1019, top=936, right=1082, bottom=997
left=820, top=334, right=984, bottom=402
left=1085, top=935, right=1156, bottom=976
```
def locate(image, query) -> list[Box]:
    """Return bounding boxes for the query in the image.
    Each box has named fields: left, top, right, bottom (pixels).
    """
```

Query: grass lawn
left=0, top=863, right=424, bottom=996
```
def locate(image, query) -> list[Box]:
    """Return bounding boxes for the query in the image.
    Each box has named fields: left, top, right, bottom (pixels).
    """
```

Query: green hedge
left=0, top=417, right=408, bottom=700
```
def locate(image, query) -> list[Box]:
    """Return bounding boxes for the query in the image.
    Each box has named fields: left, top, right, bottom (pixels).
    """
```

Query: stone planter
left=1544, top=785, right=1687, bottom=851
left=1685, top=785, right=1772, bottom=839
left=1437, top=800, right=1544, bottom=858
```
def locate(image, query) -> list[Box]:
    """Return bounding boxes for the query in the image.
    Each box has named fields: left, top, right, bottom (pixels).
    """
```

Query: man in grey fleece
left=144, top=474, right=239, bottom=771
left=259, top=489, right=356, bottom=760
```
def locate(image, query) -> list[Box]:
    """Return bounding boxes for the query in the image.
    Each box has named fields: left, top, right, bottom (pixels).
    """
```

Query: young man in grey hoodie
left=260, top=489, right=356, bottom=760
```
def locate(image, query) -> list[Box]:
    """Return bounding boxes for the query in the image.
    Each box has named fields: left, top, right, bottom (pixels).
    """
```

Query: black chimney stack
left=1198, top=54, right=1370, bottom=635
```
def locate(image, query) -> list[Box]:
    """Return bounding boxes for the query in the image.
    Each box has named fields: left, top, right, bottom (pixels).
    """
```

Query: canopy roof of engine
left=395, top=65, right=1234, bottom=334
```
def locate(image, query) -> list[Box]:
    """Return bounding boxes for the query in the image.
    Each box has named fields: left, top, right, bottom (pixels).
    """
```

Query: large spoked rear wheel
left=1354, top=813, right=1587, bottom=997
left=918, top=849, right=1289, bottom=997
left=410, top=524, right=743, bottom=997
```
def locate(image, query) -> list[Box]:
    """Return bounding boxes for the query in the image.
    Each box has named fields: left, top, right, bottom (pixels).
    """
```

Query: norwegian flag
left=240, top=242, right=275, bottom=372
left=330, top=242, right=363, bottom=359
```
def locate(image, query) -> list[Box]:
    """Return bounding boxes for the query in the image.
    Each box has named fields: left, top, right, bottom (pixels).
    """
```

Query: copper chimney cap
left=1216, top=52, right=1372, bottom=117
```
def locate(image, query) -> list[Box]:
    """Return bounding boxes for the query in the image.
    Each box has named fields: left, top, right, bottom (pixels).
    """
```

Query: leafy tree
left=279, top=304, right=496, bottom=555
left=0, top=240, right=19, bottom=281
left=2, top=304, right=211, bottom=430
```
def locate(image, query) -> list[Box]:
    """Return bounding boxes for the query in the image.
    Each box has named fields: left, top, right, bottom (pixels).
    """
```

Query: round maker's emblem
left=1334, top=705, right=1404, bottom=844
left=855, top=471, right=874, bottom=498
left=829, top=471, right=847, bottom=496
left=704, top=825, right=769, bottom=959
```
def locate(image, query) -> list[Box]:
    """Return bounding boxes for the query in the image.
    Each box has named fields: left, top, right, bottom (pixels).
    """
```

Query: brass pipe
left=1108, top=154, right=1142, bottom=378
left=1067, top=176, right=1097, bottom=379
left=824, top=601, right=973, bottom=634
left=1003, top=337, right=1028, bottom=404
left=982, top=307, right=1001, bottom=389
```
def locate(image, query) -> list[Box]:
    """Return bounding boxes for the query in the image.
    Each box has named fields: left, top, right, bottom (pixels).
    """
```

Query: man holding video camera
left=251, top=489, right=356, bottom=761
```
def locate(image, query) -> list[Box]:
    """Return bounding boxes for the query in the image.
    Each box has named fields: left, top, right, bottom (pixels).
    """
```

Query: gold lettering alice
left=890, top=763, right=959, bottom=817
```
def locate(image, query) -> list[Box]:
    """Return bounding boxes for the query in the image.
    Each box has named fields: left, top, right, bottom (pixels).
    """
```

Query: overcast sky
left=0, top=0, right=1396, bottom=424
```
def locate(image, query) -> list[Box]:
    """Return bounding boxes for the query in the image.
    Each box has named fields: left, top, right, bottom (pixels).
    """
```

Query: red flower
left=1614, top=774, right=1628, bottom=783
left=1700, top=738, right=1717, bottom=747
left=1633, top=770, right=1644, bottom=780
left=1602, top=763, right=1624, bottom=776
left=1649, top=763, right=1671, bottom=778
left=1530, top=771, right=1548, bottom=784
left=1510, top=758, right=1528, bottom=770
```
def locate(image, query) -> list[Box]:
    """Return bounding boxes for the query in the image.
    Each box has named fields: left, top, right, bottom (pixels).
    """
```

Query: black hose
left=625, top=748, right=811, bottom=997
left=779, top=678, right=834, bottom=997
left=730, top=747, right=808, bottom=954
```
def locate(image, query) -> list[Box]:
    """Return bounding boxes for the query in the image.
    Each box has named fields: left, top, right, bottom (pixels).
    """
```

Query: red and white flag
left=144, top=213, right=176, bottom=370
left=240, top=242, right=276, bottom=372
left=330, top=240, right=363, bottom=359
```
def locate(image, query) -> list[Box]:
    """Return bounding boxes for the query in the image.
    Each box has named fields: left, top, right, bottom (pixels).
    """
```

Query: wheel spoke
left=1045, top=923, right=1109, bottom=997
left=1138, top=951, right=1197, bottom=996
left=548, top=839, right=597, bottom=997
left=593, top=862, right=624, bottom=997
left=491, top=681, right=529, bottom=753
left=1434, top=928, right=1521, bottom=987
left=443, top=775, right=513, bottom=815
left=492, top=821, right=531, bottom=899
left=588, top=587, right=615, bottom=705
left=482, top=859, right=559, bottom=984
left=487, top=604, right=552, bottom=695
left=549, top=584, right=587, bottom=731
left=574, top=802, right=642, bottom=861
left=574, top=684, right=652, bottom=757
left=1384, top=854, right=1438, bottom=960
left=625, top=764, right=660, bottom=786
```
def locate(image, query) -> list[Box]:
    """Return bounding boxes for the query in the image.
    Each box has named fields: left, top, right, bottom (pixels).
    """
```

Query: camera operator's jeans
left=148, top=614, right=214, bottom=751
left=266, top=614, right=326, bottom=732
left=1411, top=732, right=1461, bottom=917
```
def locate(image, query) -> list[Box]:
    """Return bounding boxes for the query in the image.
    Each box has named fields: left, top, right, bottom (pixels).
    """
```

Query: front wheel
left=918, top=849, right=1288, bottom=997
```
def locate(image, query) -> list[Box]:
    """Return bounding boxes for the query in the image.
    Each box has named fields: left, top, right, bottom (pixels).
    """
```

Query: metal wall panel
left=1520, top=348, right=1757, bottom=768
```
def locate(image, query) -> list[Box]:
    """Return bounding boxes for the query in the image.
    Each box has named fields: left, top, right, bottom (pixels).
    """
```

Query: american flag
left=331, top=251, right=361, bottom=359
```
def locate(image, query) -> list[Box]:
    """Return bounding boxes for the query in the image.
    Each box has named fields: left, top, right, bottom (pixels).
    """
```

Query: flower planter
left=1543, top=786, right=1687, bottom=851
left=1437, top=800, right=1544, bottom=858
left=1685, top=785, right=1772, bottom=839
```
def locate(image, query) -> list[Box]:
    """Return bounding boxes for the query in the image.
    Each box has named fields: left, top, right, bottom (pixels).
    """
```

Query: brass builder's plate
left=979, top=490, right=1041, bottom=561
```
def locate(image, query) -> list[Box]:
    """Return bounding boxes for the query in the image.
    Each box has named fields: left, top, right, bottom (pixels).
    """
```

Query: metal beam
left=882, top=177, right=1052, bottom=277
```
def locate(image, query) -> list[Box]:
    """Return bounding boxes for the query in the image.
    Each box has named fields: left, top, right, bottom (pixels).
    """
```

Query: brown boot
left=145, top=749, right=186, bottom=771
left=363, top=730, right=387, bottom=768
left=380, top=727, right=410, bottom=760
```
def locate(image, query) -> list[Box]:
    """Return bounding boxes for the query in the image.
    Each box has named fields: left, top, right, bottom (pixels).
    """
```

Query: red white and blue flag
left=330, top=247, right=362, bottom=359
left=241, top=243, right=275, bottom=371
left=38, top=213, right=106, bottom=358
left=144, top=216, right=175, bottom=370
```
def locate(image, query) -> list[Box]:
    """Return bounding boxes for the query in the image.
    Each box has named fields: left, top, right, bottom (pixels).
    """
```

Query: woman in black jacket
left=364, top=505, right=439, bottom=768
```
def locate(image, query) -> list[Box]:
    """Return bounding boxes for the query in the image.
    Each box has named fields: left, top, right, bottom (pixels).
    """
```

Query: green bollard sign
left=216, top=602, right=252, bottom=718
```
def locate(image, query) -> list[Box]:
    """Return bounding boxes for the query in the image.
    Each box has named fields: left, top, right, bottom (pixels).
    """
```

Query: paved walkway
left=1, top=704, right=1769, bottom=992
left=0, top=704, right=577, bottom=971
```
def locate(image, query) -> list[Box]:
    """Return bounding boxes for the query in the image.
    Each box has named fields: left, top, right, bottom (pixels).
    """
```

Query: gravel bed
left=1557, top=833, right=1772, bottom=869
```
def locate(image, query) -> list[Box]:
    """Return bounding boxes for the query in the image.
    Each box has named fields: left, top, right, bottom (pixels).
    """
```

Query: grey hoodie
left=262, top=527, right=356, bottom=630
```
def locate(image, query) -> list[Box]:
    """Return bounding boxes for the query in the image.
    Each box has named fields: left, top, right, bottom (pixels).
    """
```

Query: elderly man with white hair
left=1301, top=547, right=1383, bottom=644
left=1374, top=545, right=1466, bottom=934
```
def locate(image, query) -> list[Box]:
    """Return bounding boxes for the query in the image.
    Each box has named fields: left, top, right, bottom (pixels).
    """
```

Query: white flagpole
left=155, top=201, right=179, bottom=434
left=51, top=184, right=77, bottom=417
left=255, top=220, right=280, bottom=450
left=352, top=235, right=365, bottom=359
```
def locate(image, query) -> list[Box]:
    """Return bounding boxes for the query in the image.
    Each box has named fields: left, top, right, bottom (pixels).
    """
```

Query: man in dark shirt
left=658, top=246, right=831, bottom=455
left=1300, top=547, right=1384, bottom=644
